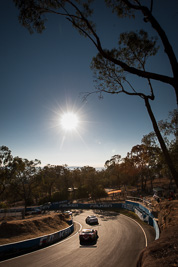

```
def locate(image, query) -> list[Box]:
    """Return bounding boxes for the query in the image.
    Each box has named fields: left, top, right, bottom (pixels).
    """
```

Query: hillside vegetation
left=137, top=200, right=178, bottom=267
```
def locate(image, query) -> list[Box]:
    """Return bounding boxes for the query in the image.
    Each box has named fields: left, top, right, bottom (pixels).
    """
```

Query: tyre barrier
left=0, top=223, right=74, bottom=260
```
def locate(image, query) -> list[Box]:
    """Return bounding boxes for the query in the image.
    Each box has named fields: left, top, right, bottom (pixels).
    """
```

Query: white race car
left=86, top=215, right=98, bottom=225
left=63, top=210, right=72, bottom=215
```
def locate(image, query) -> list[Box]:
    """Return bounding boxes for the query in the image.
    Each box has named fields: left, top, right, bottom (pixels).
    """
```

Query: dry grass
left=0, top=213, right=69, bottom=245
left=137, top=200, right=178, bottom=267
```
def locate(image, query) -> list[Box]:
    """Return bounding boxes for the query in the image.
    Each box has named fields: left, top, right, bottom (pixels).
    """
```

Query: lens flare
left=60, top=112, right=79, bottom=131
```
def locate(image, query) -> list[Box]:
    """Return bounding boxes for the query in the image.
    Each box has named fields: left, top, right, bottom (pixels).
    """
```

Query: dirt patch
left=137, top=200, right=178, bottom=267
left=0, top=213, right=69, bottom=245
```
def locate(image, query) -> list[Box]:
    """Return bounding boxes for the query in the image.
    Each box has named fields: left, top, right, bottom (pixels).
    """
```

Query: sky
left=0, top=0, right=177, bottom=168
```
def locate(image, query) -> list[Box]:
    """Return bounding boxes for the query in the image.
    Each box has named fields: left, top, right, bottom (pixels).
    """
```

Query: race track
left=0, top=209, right=155, bottom=267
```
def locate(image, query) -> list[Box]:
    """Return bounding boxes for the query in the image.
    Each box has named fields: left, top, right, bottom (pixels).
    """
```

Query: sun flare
left=60, top=112, right=79, bottom=131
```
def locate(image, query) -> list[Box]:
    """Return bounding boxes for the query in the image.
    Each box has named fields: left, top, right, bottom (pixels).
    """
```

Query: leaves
left=118, top=30, right=159, bottom=68
left=105, top=0, right=135, bottom=18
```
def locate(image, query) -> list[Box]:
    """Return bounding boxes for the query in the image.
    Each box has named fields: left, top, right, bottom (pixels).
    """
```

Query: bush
left=51, top=191, right=69, bottom=202
left=0, top=202, right=9, bottom=209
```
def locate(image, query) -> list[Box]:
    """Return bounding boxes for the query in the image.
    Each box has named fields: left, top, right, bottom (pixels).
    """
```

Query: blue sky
left=0, top=0, right=177, bottom=168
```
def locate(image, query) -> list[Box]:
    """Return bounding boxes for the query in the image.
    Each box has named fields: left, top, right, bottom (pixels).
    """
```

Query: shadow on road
left=73, top=210, right=84, bottom=216
left=79, top=244, right=97, bottom=248
left=93, top=210, right=119, bottom=221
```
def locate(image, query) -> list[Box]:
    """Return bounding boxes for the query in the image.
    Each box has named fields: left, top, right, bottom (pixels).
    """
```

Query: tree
left=105, top=155, right=123, bottom=188
left=80, top=166, right=96, bottom=196
left=120, top=155, right=139, bottom=187
left=142, top=109, right=178, bottom=187
left=9, top=157, right=41, bottom=210
left=0, top=146, right=13, bottom=198
left=39, top=165, right=57, bottom=199
left=129, top=144, right=155, bottom=191
left=13, top=0, right=178, bottom=187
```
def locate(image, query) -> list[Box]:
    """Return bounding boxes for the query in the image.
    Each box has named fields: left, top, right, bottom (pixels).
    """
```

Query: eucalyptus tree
left=71, top=168, right=83, bottom=188
left=129, top=144, right=154, bottom=191
left=38, top=164, right=69, bottom=201
left=105, top=155, right=123, bottom=188
left=142, top=109, right=178, bottom=186
left=13, top=0, right=178, bottom=187
left=9, top=157, right=41, bottom=209
left=56, top=165, right=70, bottom=199
left=0, top=146, right=13, bottom=199
left=120, top=155, right=139, bottom=187
left=105, top=153, right=140, bottom=188
left=73, top=166, right=92, bottom=200
left=38, top=164, right=56, bottom=200
left=80, top=166, right=96, bottom=190
left=78, top=166, right=107, bottom=200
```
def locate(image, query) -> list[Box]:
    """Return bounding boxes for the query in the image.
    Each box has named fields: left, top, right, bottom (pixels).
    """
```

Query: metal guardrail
left=0, top=222, right=74, bottom=260
left=126, top=196, right=153, bottom=210
left=125, top=199, right=160, bottom=240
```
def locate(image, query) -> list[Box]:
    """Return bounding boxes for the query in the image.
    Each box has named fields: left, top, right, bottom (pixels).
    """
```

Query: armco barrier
left=124, top=200, right=159, bottom=240
left=152, top=218, right=159, bottom=240
left=134, top=207, right=149, bottom=223
left=0, top=223, right=74, bottom=260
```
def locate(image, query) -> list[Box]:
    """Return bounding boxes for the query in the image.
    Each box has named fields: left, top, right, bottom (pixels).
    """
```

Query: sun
left=60, top=112, right=79, bottom=131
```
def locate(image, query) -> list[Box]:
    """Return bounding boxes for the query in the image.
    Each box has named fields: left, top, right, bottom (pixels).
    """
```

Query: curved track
left=0, top=210, right=154, bottom=267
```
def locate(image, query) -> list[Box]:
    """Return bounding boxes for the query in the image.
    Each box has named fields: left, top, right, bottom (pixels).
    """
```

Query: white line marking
left=121, top=214, right=148, bottom=247
left=1, top=221, right=82, bottom=263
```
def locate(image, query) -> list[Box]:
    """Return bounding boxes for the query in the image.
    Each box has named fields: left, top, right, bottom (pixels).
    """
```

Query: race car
left=86, top=215, right=99, bottom=225
left=63, top=210, right=72, bottom=216
left=79, top=229, right=99, bottom=245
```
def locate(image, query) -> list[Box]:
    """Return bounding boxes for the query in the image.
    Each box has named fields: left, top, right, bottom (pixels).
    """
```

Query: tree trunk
left=145, top=97, right=178, bottom=188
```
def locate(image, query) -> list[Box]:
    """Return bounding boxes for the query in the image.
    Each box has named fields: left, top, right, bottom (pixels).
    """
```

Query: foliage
left=76, top=185, right=89, bottom=199
left=142, top=110, right=178, bottom=183
left=0, top=146, right=13, bottom=197
left=51, top=190, right=69, bottom=202
left=91, top=29, right=159, bottom=99
left=9, top=157, right=41, bottom=209
left=0, top=202, right=9, bottom=209
left=142, top=109, right=177, bottom=148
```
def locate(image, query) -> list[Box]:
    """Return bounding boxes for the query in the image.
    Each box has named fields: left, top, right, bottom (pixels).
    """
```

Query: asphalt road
left=0, top=210, right=155, bottom=267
